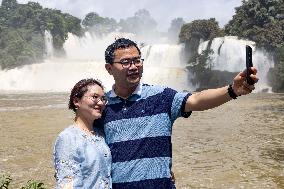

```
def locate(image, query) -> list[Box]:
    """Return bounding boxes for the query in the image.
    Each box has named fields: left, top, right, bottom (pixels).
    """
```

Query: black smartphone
left=246, top=45, right=255, bottom=85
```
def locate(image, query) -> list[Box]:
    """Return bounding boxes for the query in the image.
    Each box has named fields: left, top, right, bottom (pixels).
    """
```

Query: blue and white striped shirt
left=102, top=83, right=191, bottom=189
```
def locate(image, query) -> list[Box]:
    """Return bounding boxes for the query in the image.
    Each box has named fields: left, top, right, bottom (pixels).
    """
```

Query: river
left=0, top=93, right=283, bottom=188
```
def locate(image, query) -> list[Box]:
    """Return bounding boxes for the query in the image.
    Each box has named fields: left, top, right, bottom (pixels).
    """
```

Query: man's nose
left=129, top=61, right=138, bottom=69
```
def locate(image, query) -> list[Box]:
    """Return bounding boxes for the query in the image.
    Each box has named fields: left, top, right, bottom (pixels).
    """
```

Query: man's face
left=105, top=46, right=143, bottom=88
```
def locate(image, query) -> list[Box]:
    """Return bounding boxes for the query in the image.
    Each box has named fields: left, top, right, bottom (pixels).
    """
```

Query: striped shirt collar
left=109, top=83, right=142, bottom=98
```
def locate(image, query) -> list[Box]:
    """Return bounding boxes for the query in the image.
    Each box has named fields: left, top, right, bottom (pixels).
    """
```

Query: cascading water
left=198, top=36, right=274, bottom=92
left=0, top=32, right=274, bottom=93
left=141, top=44, right=192, bottom=91
left=0, top=32, right=191, bottom=92
left=44, top=30, right=54, bottom=58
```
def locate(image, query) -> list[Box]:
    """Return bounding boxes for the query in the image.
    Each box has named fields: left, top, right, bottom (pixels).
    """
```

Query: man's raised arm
left=185, top=67, right=258, bottom=112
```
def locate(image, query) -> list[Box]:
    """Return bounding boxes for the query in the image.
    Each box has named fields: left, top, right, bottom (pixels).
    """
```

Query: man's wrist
left=228, top=84, right=238, bottom=99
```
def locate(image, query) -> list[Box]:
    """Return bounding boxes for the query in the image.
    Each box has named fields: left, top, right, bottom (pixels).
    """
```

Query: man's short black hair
left=105, top=38, right=141, bottom=64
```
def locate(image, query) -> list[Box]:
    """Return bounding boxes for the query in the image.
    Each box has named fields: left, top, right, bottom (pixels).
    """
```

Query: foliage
left=82, top=12, right=102, bottom=28
left=64, top=13, right=83, bottom=37
left=179, top=18, right=222, bottom=44
left=0, top=175, right=46, bottom=189
left=0, top=0, right=83, bottom=70
left=82, top=12, right=117, bottom=37
left=178, top=19, right=225, bottom=90
left=179, top=18, right=223, bottom=66
left=225, top=0, right=284, bottom=49
left=225, top=0, right=284, bottom=92
left=187, top=47, right=237, bottom=90
left=0, top=175, right=12, bottom=189
left=187, top=46, right=214, bottom=89
left=267, top=46, right=284, bottom=92
left=21, top=180, right=47, bottom=189
left=1, top=0, right=18, bottom=10
left=118, top=9, right=157, bottom=36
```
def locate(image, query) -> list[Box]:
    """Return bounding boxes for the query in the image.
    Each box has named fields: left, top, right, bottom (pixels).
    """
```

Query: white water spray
left=44, top=30, right=54, bottom=58
left=0, top=33, right=275, bottom=93
left=198, top=36, right=274, bottom=92
left=141, top=44, right=191, bottom=91
left=0, top=32, right=190, bottom=92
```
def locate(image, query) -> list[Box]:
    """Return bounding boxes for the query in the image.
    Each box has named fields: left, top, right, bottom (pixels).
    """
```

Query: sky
left=5, top=0, right=243, bottom=31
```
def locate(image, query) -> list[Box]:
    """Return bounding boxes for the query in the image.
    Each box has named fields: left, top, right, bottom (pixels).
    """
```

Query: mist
left=5, top=0, right=242, bottom=31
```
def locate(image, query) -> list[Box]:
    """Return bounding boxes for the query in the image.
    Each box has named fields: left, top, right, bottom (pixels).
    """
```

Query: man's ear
left=105, top=64, right=113, bottom=75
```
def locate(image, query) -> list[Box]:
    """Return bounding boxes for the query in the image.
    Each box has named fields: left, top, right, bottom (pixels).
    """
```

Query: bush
left=0, top=175, right=12, bottom=189
left=21, top=180, right=47, bottom=189
left=0, top=175, right=47, bottom=189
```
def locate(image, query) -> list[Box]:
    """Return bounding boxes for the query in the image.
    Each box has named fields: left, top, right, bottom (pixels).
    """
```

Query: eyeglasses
left=113, top=58, right=144, bottom=68
left=84, top=95, right=108, bottom=104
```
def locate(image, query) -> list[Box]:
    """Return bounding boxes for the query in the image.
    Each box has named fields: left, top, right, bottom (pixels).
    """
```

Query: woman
left=53, top=78, right=111, bottom=189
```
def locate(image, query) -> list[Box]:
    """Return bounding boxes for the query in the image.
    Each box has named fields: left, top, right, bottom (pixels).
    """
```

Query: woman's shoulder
left=56, top=125, right=78, bottom=141
left=54, top=125, right=81, bottom=153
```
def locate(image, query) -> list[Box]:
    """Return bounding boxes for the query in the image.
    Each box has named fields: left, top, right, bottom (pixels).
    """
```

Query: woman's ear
left=105, top=64, right=113, bottom=75
left=73, top=97, right=80, bottom=110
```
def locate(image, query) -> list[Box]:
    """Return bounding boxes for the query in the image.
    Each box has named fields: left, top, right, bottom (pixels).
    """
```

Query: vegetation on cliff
left=0, top=1, right=162, bottom=70
left=267, top=46, right=284, bottom=92
left=179, top=18, right=227, bottom=90
left=0, top=0, right=82, bottom=70
left=1, top=0, right=283, bottom=91
left=179, top=18, right=223, bottom=55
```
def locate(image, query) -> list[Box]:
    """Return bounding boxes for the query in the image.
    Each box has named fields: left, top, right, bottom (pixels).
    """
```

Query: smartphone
left=246, top=45, right=255, bottom=85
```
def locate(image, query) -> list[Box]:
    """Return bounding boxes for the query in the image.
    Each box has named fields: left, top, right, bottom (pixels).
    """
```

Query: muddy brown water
left=0, top=93, right=283, bottom=188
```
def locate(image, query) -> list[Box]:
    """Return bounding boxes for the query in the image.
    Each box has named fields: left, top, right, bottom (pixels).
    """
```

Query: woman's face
left=75, top=84, right=106, bottom=121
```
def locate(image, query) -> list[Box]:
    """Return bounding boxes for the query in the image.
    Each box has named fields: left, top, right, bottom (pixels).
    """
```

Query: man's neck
left=114, top=84, right=138, bottom=99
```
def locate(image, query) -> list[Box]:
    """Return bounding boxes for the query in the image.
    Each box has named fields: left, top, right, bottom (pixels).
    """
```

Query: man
left=101, top=38, right=258, bottom=189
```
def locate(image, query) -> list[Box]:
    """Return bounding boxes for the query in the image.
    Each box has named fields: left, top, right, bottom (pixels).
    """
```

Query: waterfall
left=141, top=44, right=192, bottom=91
left=0, top=32, right=191, bottom=92
left=44, top=30, right=54, bottom=58
left=0, top=33, right=274, bottom=93
left=198, top=36, right=274, bottom=92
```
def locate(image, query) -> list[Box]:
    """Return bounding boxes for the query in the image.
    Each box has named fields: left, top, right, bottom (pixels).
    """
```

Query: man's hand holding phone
left=230, top=45, right=259, bottom=97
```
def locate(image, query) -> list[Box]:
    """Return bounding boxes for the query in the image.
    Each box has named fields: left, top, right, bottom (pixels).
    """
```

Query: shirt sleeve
left=53, top=132, right=81, bottom=188
left=169, top=89, right=192, bottom=122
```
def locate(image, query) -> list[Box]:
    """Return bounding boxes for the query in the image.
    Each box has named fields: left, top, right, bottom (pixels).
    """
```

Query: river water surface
left=0, top=93, right=283, bottom=188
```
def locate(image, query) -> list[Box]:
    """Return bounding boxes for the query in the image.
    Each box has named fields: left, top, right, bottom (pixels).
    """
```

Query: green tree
left=0, top=0, right=83, bottom=69
left=225, top=0, right=284, bottom=92
left=225, top=0, right=284, bottom=49
left=179, top=18, right=222, bottom=61
left=1, top=0, right=18, bottom=10
left=64, top=13, right=82, bottom=36
left=82, top=12, right=117, bottom=37
left=179, top=18, right=222, bottom=43
left=82, top=12, right=104, bottom=28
